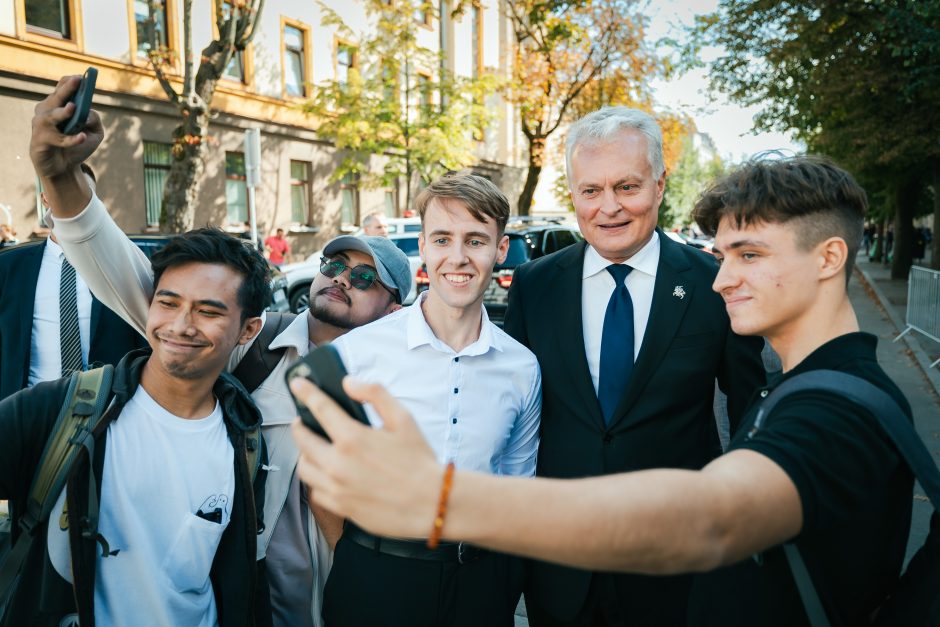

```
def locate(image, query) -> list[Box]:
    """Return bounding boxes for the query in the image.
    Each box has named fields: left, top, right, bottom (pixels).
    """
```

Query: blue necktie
left=598, top=264, right=634, bottom=424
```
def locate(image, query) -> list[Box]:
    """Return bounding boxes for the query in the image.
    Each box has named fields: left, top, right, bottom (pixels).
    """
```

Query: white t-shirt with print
left=49, top=386, right=236, bottom=627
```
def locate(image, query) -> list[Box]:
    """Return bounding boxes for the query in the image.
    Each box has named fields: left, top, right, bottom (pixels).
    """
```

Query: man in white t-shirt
left=0, top=225, right=273, bottom=624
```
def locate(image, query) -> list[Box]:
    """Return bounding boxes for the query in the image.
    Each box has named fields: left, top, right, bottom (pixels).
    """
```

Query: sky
left=531, top=0, right=802, bottom=211
left=645, top=0, right=804, bottom=163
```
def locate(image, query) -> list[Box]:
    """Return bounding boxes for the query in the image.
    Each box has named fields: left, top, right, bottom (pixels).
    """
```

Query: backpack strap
left=231, top=312, right=297, bottom=394
left=0, top=366, right=115, bottom=603
left=752, top=369, right=940, bottom=627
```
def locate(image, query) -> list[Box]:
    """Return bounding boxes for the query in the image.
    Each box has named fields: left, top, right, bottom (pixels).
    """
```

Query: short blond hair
left=415, top=172, right=510, bottom=235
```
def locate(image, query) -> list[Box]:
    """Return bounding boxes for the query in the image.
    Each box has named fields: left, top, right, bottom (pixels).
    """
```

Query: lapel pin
left=672, top=285, right=686, bottom=299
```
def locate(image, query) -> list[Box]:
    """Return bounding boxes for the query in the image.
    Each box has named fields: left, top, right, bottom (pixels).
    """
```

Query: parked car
left=281, top=232, right=423, bottom=313
left=479, top=219, right=583, bottom=325
left=128, top=234, right=291, bottom=313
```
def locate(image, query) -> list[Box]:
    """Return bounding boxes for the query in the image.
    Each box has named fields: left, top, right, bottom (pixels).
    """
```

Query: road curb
left=856, top=266, right=940, bottom=400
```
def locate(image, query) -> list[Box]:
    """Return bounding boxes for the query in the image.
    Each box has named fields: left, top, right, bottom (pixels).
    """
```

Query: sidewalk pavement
left=514, top=253, right=940, bottom=625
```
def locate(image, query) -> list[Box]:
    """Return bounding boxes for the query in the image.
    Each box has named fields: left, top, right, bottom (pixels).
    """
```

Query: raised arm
left=291, top=377, right=802, bottom=574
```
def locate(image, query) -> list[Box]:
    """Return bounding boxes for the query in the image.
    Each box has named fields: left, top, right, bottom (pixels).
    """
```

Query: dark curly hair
left=151, top=228, right=271, bottom=320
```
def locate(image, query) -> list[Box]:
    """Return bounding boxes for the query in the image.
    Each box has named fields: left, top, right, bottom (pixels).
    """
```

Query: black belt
left=344, top=524, right=486, bottom=564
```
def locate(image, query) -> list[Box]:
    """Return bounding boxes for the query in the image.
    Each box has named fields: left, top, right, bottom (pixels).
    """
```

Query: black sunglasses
left=319, top=256, right=384, bottom=292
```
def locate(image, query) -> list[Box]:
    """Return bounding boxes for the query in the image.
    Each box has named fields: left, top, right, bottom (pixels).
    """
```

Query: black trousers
left=526, top=573, right=689, bottom=627
left=322, top=534, right=524, bottom=627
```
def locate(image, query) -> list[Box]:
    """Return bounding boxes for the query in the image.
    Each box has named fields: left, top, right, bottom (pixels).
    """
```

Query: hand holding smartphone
left=285, top=345, right=370, bottom=441
left=58, top=67, right=98, bottom=135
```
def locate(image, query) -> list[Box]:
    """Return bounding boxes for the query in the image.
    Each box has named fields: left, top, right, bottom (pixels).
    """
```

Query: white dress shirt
left=582, top=232, right=660, bottom=395
left=29, top=238, right=92, bottom=386
left=332, top=292, right=542, bottom=477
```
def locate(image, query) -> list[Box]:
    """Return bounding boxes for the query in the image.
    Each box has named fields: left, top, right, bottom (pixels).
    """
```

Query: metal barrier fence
left=895, top=265, right=940, bottom=368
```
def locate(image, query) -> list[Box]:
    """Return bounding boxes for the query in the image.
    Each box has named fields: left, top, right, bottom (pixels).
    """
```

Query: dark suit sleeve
left=503, top=262, right=530, bottom=347
left=717, top=330, right=766, bottom=435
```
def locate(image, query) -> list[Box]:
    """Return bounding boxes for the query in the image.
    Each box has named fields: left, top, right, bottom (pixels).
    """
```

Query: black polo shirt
left=687, top=332, right=914, bottom=627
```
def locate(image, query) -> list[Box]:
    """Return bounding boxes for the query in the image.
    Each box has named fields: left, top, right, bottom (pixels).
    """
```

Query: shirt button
left=760, top=390, right=769, bottom=398
left=454, top=357, right=459, bottom=363
left=453, top=388, right=458, bottom=394
left=452, top=418, right=457, bottom=424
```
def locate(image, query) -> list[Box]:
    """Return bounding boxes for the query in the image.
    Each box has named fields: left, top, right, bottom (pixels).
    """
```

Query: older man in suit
left=0, top=165, right=144, bottom=400
left=503, top=107, right=766, bottom=627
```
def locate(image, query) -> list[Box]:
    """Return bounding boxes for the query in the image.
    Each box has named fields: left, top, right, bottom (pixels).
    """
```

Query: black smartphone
left=285, top=344, right=370, bottom=440
left=58, top=67, right=98, bottom=135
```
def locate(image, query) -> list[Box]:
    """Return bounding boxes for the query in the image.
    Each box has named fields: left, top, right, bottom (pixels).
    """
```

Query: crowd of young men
left=0, top=73, right=918, bottom=627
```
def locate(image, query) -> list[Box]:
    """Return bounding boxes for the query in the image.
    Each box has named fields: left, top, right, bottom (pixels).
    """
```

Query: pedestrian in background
left=265, top=227, right=291, bottom=266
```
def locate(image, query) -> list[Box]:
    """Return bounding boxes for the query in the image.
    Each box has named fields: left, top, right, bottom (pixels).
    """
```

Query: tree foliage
left=506, top=0, right=659, bottom=215
left=141, top=0, right=265, bottom=232
left=663, top=134, right=725, bottom=229
left=700, top=0, right=940, bottom=273
left=302, top=0, right=499, bottom=212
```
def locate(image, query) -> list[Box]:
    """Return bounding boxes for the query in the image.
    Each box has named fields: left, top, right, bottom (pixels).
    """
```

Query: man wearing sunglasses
left=30, top=73, right=412, bottom=627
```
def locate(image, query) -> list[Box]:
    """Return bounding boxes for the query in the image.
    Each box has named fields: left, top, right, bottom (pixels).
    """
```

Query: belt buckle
left=457, top=542, right=466, bottom=565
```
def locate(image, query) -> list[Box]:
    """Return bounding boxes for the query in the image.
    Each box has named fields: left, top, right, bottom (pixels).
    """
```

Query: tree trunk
left=890, top=178, right=917, bottom=280
left=517, top=136, right=546, bottom=216
left=931, top=163, right=940, bottom=271
left=160, top=108, right=210, bottom=232
left=873, top=217, right=885, bottom=263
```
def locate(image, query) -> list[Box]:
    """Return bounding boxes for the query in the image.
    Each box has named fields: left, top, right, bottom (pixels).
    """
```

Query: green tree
left=301, top=0, right=499, bottom=213
left=700, top=0, right=940, bottom=275
left=141, top=0, right=265, bottom=232
left=506, top=0, right=658, bottom=215
left=665, top=134, right=725, bottom=229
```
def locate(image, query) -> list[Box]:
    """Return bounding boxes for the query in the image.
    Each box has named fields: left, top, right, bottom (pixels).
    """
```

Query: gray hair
left=565, top=107, right=665, bottom=186
left=361, top=211, right=386, bottom=227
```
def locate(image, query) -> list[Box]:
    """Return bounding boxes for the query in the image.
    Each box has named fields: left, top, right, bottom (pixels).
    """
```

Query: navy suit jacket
left=0, top=240, right=146, bottom=401
left=503, top=230, right=767, bottom=624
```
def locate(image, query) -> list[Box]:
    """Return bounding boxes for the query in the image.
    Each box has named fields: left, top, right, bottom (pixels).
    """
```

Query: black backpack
left=753, top=370, right=940, bottom=627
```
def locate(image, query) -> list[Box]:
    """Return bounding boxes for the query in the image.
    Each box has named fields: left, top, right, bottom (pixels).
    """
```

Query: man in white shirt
left=29, top=68, right=413, bottom=627
left=319, top=172, right=541, bottom=627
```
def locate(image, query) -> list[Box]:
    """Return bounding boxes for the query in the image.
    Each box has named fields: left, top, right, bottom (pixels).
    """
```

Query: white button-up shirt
left=582, top=232, right=660, bottom=395
left=332, top=292, right=542, bottom=477
left=29, top=238, right=93, bottom=386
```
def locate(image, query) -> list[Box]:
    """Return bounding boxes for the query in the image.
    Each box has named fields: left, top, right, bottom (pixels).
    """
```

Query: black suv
left=129, top=234, right=291, bottom=313
left=483, top=219, right=583, bottom=325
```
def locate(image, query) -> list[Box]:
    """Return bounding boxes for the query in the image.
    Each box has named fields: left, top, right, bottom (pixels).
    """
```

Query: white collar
left=582, top=230, right=660, bottom=279
left=405, top=291, right=502, bottom=356
left=268, top=311, right=315, bottom=356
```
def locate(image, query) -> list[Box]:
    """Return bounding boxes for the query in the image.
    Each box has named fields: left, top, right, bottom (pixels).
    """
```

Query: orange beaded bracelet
left=427, top=461, right=456, bottom=549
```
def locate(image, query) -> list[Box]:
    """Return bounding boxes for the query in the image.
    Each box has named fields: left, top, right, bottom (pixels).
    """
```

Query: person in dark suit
left=503, top=106, right=766, bottom=627
left=0, top=166, right=145, bottom=401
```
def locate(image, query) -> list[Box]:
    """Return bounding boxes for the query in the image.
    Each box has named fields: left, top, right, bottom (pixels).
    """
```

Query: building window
left=220, top=1, right=247, bottom=82
left=25, top=0, right=71, bottom=38
left=336, top=42, right=357, bottom=87
left=225, top=152, right=248, bottom=225
left=283, top=22, right=308, bottom=97
left=384, top=190, right=396, bottom=217
left=290, top=160, right=310, bottom=224
left=413, top=1, right=432, bottom=27
left=340, top=173, right=359, bottom=226
left=134, top=0, right=169, bottom=58
left=417, top=72, right=432, bottom=116
left=143, top=141, right=172, bottom=227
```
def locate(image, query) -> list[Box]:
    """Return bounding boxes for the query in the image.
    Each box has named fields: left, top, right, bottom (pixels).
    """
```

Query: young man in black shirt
left=288, top=155, right=915, bottom=627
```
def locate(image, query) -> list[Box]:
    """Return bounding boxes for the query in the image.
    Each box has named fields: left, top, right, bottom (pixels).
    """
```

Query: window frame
left=339, top=172, right=360, bottom=228
left=127, top=0, right=178, bottom=69
left=280, top=16, right=312, bottom=99
left=289, top=160, right=312, bottom=225
left=224, top=151, right=249, bottom=226
left=212, top=0, right=255, bottom=87
left=333, top=36, right=359, bottom=88
left=142, top=140, right=173, bottom=228
left=15, top=0, right=84, bottom=51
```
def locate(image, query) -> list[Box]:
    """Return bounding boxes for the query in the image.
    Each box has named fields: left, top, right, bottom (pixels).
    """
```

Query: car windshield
left=392, top=237, right=420, bottom=256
